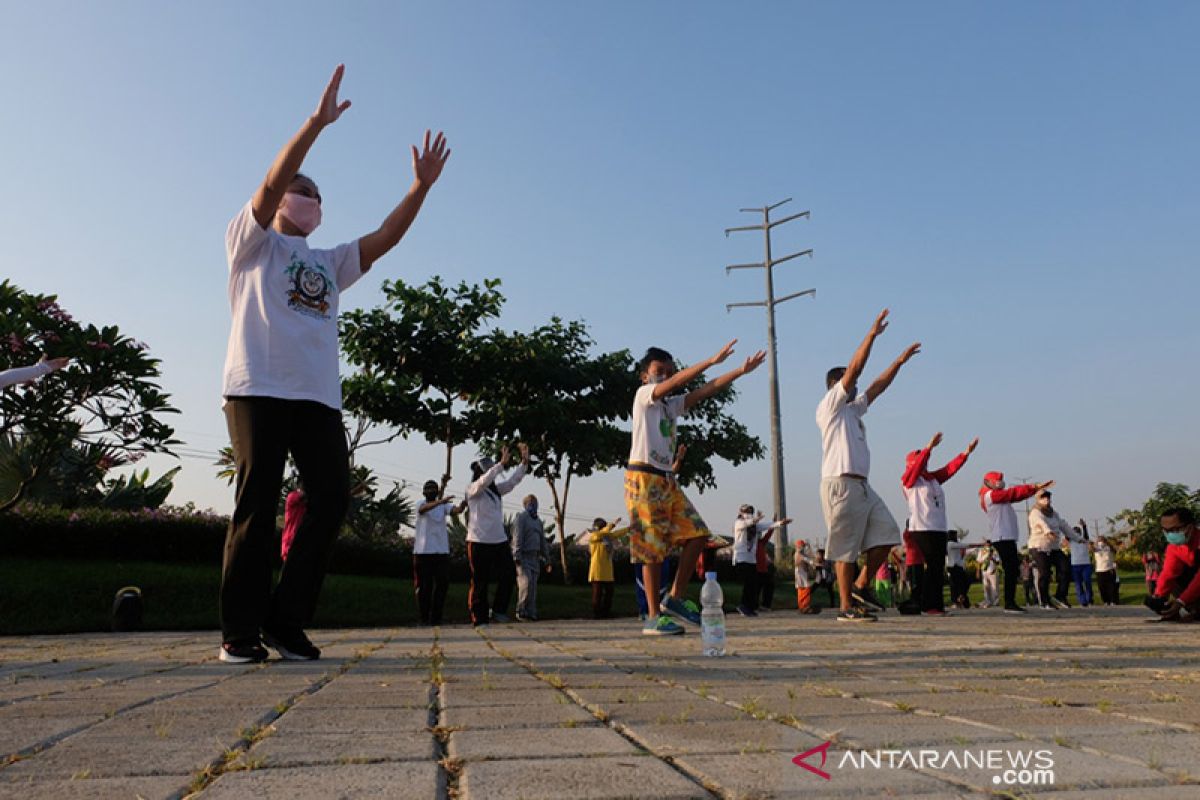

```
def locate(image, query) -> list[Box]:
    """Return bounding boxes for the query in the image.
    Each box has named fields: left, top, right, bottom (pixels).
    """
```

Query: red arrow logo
left=792, top=741, right=833, bottom=780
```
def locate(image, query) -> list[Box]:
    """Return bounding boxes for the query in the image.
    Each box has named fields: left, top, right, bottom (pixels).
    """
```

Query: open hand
left=742, top=350, right=767, bottom=375
left=710, top=340, right=737, bottom=367
left=412, top=130, right=451, bottom=188
left=314, top=64, right=352, bottom=127
left=1038, top=479, right=1056, bottom=491
left=898, top=342, right=921, bottom=364
left=869, top=309, right=890, bottom=338
left=518, top=442, right=530, bottom=463
left=965, top=437, right=979, bottom=455
left=499, top=445, right=511, bottom=466
left=928, top=432, right=943, bottom=450
left=40, top=355, right=70, bottom=372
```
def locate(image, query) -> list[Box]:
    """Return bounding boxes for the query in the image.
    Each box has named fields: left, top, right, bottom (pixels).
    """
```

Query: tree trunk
left=547, top=473, right=572, bottom=584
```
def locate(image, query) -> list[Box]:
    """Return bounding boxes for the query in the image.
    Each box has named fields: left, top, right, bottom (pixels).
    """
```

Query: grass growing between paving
left=0, top=557, right=1150, bottom=634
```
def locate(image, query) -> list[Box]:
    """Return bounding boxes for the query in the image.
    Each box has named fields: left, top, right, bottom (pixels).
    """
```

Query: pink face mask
left=278, top=192, right=322, bottom=236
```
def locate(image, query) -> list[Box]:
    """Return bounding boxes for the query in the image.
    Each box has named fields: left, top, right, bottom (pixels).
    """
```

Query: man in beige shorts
left=815, top=309, right=920, bottom=622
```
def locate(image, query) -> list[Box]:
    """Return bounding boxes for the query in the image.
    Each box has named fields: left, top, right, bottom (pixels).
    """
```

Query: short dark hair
left=593, top=517, right=607, bottom=529
left=825, top=367, right=846, bottom=389
left=638, top=347, right=674, bottom=373
left=1162, top=507, right=1196, bottom=525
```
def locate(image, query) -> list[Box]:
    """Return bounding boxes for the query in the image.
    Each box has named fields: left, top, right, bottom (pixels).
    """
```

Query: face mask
left=278, top=193, right=322, bottom=235
left=647, top=375, right=667, bottom=385
left=527, top=502, right=538, bottom=515
left=1165, top=530, right=1188, bottom=545
left=424, top=491, right=438, bottom=501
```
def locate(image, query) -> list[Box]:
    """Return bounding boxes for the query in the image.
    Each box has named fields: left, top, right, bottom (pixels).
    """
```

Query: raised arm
left=358, top=129, right=451, bottom=271
left=0, top=356, right=70, bottom=390
left=841, top=309, right=890, bottom=394
left=648, top=340, right=733, bottom=401
left=901, top=432, right=939, bottom=488
left=683, top=350, right=766, bottom=411
left=865, top=341, right=921, bottom=404
left=252, top=65, right=350, bottom=229
left=931, top=437, right=978, bottom=484
left=494, top=443, right=531, bottom=495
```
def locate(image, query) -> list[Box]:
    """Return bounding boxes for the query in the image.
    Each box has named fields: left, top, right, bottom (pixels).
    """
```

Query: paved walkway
left=0, top=607, right=1197, bottom=799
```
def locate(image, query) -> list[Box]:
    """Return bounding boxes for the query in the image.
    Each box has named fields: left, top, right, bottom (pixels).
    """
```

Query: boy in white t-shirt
left=413, top=477, right=457, bottom=626
left=219, top=65, right=450, bottom=664
left=815, top=308, right=920, bottom=623
left=626, top=340, right=765, bottom=636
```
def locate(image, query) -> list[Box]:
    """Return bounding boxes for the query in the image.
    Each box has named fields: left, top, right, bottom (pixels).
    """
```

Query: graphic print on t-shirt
left=285, top=252, right=333, bottom=319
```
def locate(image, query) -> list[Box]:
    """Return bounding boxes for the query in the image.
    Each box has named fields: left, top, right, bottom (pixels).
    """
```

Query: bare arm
left=358, top=130, right=451, bottom=271
left=865, top=342, right=921, bottom=404
left=651, top=340, right=737, bottom=401
left=252, top=65, right=350, bottom=229
left=683, top=350, right=766, bottom=411
left=841, top=309, right=889, bottom=395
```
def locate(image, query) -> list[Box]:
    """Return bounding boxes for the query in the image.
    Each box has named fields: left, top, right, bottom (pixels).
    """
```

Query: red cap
left=983, top=471, right=1003, bottom=485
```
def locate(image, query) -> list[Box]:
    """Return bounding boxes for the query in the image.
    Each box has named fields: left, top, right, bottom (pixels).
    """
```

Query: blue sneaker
left=663, top=595, right=702, bottom=625
left=643, top=615, right=685, bottom=636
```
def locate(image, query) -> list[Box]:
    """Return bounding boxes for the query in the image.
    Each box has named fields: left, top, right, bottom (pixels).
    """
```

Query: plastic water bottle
left=700, top=572, right=726, bottom=657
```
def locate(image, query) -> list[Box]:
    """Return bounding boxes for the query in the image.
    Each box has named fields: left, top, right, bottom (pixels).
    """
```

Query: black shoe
left=1003, top=605, right=1027, bottom=614
left=219, top=638, right=268, bottom=664
left=851, top=587, right=884, bottom=612
left=262, top=625, right=320, bottom=661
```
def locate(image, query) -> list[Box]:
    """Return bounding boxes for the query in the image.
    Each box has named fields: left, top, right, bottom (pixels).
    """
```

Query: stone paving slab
left=0, top=607, right=1195, bottom=798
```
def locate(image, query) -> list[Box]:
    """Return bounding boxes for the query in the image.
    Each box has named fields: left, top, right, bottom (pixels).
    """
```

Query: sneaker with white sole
left=219, top=639, right=268, bottom=664
left=836, top=607, right=877, bottom=623
left=262, top=626, right=320, bottom=661
left=663, top=596, right=702, bottom=625
left=851, top=587, right=885, bottom=612
left=643, top=615, right=685, bottom=636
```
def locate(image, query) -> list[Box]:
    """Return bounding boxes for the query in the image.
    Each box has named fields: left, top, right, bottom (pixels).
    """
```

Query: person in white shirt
left=465, top=444, right=530, bottom=625
left=0, top=355, right=70, bottom=390
left=626, top=341, right=765, bottom=637
left=1067, top=523, right=1095, bottom=607
left=901, top=432, right=978, bottom=614
left=218, top=65, right=450, bottom=664
left=413, top=476, right=456, bottom=626
left=1088, top=523, right=1120, bottom=606
left=1027, top=490, right=1075, bottom=609
left=731, top=505, right=791, bottom=617
left=978, top=473, right=1053, bottom=613
left=816, top=309, right=920, bottom=623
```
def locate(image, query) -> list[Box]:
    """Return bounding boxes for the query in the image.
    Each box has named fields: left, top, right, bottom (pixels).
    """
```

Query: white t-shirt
left=223, top=201, right=362, bottom=410
left=628, top=384, right=685, bottom=472
left=414, top=503, right=450, bottom=555
left=982, top=492, right=1021, bottom=543
left=465, top=461, right=527, bottom=544
left=947, top=541, right=969, bottom=568
left=815, top=382, right=870, bottom=478
left=1069, top=539, right=1091, bottom=566
left=731, top=517, right=768, bottom=565
left=1093, top=541, right=1116, bottom=572
left=904, top=477, right=948, bottom=532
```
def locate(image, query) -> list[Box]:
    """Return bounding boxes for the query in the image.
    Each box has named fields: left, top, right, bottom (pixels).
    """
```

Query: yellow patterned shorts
left=624, top=470, right=710, bottom=564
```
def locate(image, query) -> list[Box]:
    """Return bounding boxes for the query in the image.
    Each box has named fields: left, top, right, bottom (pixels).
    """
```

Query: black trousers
left=736, top=563, right=759, bottom=610
left=220, top=397, right=349, bottom=644
left=413, top=554, right=450, bottom=625
left=1052, top=550, right=1071, bottom=602
left=1032, top=550, right=1054, bottom=606
left=592, top=581, right=614, bottom=618
left=948, top=565, right=969, bottom=606
left=910, top=530, right=947, bottom=611
left=467, top=542, right=515, bottom=625
left=758, top=568, right=776, bottom=608
left=994, top=540, right=1020, bottom=608
left=1096, top=569, right=1119, bottom=605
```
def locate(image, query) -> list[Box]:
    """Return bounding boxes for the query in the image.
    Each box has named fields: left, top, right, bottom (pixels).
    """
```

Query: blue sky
left=3, top=2, right=1196, bottom=544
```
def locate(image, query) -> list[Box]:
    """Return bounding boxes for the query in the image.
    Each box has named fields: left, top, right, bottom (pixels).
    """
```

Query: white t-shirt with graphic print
left=627, top=383, right=685, bottom=472
left=222, top=201, right=362, bottom=410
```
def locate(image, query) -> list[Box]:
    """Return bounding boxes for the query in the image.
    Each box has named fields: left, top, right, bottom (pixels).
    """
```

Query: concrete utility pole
left=725, top=198, right=814, bottom=549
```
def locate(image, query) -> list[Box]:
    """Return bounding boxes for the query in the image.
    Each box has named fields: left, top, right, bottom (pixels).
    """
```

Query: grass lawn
left=0, top=558, right=1150, bottom=635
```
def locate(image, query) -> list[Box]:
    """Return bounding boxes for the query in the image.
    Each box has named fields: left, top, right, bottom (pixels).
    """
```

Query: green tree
left=0, top=281, right=179, bottom=511
left=339, top=277, right=505, bottom=481
left=1110, top=482, right=1200, bottom=555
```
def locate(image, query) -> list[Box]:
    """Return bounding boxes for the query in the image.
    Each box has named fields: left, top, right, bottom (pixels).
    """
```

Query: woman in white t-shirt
left=218, top=65, right=449, bottom=665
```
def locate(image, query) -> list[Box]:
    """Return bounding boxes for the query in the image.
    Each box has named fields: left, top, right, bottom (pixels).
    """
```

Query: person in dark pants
left=218, top=65, right=449, bottom=664
left=901, top=432, right=978, bottom=614
left=732, top=505, right=790, bottom=616
left=413, top=478, right=456, bottom=625
left=1028, top=489, right=1075, bottom=609
left=756, top=534, right=778, bottom=610
left=946, top=533, right=972, bottom=609
left=464, top=444, right=529, bottom=626
left=979, top=472, right=1054, bottom=613
left=815, top=549, right=836, bottom=609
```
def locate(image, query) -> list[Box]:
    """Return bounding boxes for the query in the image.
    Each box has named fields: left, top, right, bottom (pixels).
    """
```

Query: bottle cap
left=705, top=571, right=717, bottom=581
